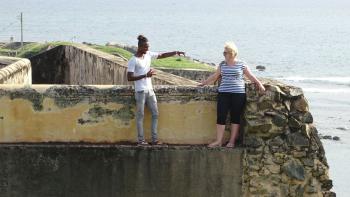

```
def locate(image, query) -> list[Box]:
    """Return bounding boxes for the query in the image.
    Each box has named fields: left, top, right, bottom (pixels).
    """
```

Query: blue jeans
left=135, top=89, right=159, bottom=142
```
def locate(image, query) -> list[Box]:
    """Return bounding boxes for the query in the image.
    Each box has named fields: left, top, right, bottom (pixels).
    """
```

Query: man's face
left=139, top=42, right=149, bottom=54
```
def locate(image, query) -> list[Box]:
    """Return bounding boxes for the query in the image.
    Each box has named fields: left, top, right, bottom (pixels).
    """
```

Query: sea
left=1, top=0, right=349, bottom=195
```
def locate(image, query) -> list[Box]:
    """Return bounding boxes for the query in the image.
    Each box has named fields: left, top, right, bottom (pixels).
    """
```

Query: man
left=127, top=35, right=185, bottom=146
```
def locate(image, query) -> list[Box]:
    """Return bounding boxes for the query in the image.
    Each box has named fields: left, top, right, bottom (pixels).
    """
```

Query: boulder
left=287, top=132, right=310, bottom=147
left=282, top=159, right=305, bottom=181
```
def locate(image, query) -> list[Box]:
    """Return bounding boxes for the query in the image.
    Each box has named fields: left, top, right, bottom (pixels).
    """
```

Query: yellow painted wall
left=0, top=85, right=219, bottom=144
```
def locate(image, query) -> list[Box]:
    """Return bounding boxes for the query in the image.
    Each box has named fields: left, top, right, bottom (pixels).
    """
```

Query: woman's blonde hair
left=224, top=42, right=238, bottom=57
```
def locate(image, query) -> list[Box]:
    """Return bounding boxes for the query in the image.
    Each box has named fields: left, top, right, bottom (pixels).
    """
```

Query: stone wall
left=0, top=56, right=31, bottom=85
left=242, top=79, right=335, bottom=197
left=29, top=44, right=198, bottom=86
left=0, top=144, right=242, bottom=197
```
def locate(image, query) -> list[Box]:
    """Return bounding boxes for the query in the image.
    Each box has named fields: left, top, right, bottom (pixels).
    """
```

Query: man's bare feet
left=208, top=141, right=222, bottom=148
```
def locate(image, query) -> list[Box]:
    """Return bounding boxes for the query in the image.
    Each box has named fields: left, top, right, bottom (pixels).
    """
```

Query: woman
left=199, top=42, right=265, bottom=148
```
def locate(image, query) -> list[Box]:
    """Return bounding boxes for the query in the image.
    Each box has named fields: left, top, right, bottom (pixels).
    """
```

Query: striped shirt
left=218, top=61, right=246, bottom=93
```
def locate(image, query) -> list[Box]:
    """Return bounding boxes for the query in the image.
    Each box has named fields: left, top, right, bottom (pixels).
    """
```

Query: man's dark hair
left=137, top=35, right=148, bottom=47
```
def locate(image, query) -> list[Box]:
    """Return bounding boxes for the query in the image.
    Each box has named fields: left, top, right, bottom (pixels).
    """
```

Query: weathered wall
left=158, top=68, right=214, bottom=82
left=0, top=84, right=217, bottom=144
left=0, top=56, right=31, bottom=85
left=29, top=44, right=199, bottom=86
left=0, top=144, right=242, bottom=197
left=242, top=79, right=335, bottom=197
left=64, top=45, right=131, bottom=85
left=30, top=45, right=68, bottom=84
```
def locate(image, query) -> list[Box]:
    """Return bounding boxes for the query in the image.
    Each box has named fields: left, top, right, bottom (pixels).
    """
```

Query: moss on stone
left=0, top=88, right=44, bottom=111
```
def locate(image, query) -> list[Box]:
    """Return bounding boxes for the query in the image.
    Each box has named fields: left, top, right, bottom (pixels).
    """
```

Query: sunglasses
left=223, top=51, right=228, bottom=56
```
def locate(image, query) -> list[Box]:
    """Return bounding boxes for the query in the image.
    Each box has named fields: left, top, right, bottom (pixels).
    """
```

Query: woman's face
left=223, top=49, right=235, bottom=61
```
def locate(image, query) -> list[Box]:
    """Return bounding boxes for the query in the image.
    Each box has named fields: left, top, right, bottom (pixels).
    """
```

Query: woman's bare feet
left=208, top=141, right=222, bottom=148
left=226, top=142, right=235, bottom=148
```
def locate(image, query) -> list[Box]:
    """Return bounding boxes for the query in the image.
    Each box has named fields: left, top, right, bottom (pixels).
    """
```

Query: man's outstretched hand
left=176, top=51, right=186, bottom=56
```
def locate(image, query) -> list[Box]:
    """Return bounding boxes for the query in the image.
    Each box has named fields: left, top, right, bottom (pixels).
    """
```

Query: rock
left=302, top=158, right=314, bottom=167
left=305, top=185, right=317, bottom=194
left=287, top=132, right=309, bottom=147
left=302, top=112, right=313, bottom=123
left=323, top=191, right=336, bottom=197
left=320, top=135, right=332, bottom=140
left=244, top=136, right=264, bottom=148
left=249, top=164, right=261, bottom=171
left=288, top=117, right=302, bottom=129
left=291, top=111, right=313, bottom=124
left=321, top=180, right=333, bottom=190
left=336, top=127, right=348, bottom=131
left=246, top=119, right=273, bottom=134
left=268, top=136, right=284, bottom=147
left=256, top=65, right=266, bottom=71
left=273, top=153, right=287, bottom=164
left=292, top=151, right=307, bottom=158
left=283, top=100, right=291, bottom=111
left=332, top=136, right=340, bottom=141
left=301, top=124, right=312, bottom=138
left=264, top=111, right=288, bottom=127
left=290, top=184, right=305, bottom=197
left=313, top=162, right=327, bottom=177
left=305, top=178, right=318, bottom=194
left=265, top=85, right=287, bottom=100
left=273, top=114, right=288, bottom=127
left=282, top=159, right=305, bottom=180
left=292, top=96, right=309, bottom=112
left=266, top=164, right=281, bottom=174
left=258, top=101, right=274, bottom=110
left=279, top=85, right=303, bottom=98
left=289, top=87, right=304, bottom=97
left=320, top=174, right=329, bottom=182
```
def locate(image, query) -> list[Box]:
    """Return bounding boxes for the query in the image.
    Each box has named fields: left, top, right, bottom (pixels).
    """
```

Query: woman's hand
left=198, top=80, right=206, bottom=87
left=256, top=82, right=266, bottom=93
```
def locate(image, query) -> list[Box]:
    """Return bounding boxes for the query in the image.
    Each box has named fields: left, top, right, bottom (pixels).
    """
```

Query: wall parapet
left=0, top=56, right=31, bottom=85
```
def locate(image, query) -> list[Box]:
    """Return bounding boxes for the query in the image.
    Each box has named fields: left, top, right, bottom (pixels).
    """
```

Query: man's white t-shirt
left=127, top=51, right=159, bottom=92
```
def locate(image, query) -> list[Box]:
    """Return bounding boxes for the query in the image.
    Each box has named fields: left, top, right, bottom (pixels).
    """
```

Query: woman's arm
left=198, top=66, right=221, bottom=86
left=243, top=65, right=265, bottom=92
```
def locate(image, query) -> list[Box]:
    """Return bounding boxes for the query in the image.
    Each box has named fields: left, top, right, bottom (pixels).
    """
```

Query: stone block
left=282, top=159, right=305, bottom=181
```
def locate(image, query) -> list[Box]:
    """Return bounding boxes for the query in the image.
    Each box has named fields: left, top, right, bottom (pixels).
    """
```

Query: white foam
left=303, top=88, right=350, bottom=93
left=278, top=76, right=350, bottom=85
